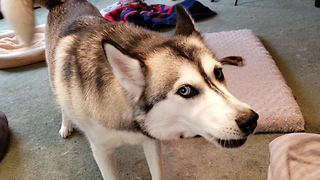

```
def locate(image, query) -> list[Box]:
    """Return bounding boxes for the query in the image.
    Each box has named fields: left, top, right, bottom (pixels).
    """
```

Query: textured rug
left=203, top=29, right=305, bottom=133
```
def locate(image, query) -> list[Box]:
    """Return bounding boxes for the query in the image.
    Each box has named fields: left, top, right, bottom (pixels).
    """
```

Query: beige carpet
left=203, top=29, right=305, bottom=133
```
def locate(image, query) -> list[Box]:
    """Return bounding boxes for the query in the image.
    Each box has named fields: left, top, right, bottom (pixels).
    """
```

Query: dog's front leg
left=91, top=144, right=119, bottom=180
left=142, top=139, right=164, bottom=180
left=59, top=111, right=73, bottom=138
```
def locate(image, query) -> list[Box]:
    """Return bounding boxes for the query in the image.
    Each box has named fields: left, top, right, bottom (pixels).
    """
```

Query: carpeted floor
left=0, top=0, right=319, bottom=179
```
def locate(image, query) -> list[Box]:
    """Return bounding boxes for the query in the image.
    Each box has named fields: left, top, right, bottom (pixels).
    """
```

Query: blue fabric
left=150, top=0, right=217, bottom=30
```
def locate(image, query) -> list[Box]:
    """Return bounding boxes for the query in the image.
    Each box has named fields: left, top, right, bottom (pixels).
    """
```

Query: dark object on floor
left=0, top=12, right=3, bottom=19
left=316, top=0, right=320, bottom=7
left=0, top=111, right=9, bottom=162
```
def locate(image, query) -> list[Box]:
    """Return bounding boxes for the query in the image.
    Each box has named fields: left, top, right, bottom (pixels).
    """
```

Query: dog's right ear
left=174, top=4, right=200, bottom=37
left=103, top=43, right=146, bottom=101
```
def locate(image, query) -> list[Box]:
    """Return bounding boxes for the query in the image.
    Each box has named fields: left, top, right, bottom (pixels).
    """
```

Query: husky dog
left=1, top=0, right=258, bottom=179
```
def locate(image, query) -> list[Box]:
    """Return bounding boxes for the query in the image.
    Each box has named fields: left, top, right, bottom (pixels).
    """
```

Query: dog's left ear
left=103, top=43, right=145, bottom=101
left=174, top=4, right=200, bottom=37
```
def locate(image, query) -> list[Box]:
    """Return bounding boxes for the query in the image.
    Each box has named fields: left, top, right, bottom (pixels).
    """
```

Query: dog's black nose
left=235, top=110, right=259, bottom=134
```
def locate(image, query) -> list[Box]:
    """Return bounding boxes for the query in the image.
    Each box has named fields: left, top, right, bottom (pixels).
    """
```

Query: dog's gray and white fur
left=1, top=0, right=259, bottom=179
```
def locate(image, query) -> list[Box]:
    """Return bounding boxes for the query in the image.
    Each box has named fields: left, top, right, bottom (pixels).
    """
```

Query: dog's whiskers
left=208, top=136, right=215, bottom=144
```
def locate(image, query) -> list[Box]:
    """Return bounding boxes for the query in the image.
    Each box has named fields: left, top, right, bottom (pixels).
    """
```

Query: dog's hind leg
left=59, top=111, right=73, bottom=138
left=90, top=143, right=119, bottom=180
left=142, top=139, right=164, bottom=180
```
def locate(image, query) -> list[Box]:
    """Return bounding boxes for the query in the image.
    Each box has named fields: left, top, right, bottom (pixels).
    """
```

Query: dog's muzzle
left=214, top=110, right=259, bottom=148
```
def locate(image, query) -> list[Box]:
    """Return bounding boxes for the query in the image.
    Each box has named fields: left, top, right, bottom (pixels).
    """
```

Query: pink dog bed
left=203, top=29, right=305, bottom=133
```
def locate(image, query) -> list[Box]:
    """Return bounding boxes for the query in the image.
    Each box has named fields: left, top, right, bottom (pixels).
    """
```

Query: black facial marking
left=143, top=103, right=154, bottom=113
left=198, top=64, right=227, bottom=99
left=199, top=67, right=218, bottom=90
left=138, top=92, right=167, bottom=113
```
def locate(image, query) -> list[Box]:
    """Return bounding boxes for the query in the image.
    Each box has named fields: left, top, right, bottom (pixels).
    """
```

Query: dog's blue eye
left=177, top=85, right=198, bottom=98
left=214, top=68, right=224, bottom=81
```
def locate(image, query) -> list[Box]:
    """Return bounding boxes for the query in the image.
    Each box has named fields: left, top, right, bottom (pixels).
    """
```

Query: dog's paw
left=59, top=125, right=73, bottom=138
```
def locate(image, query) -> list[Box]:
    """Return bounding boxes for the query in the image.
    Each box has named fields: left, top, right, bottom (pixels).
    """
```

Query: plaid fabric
left=102, top=0, right=216, bottom=30
left=104, top=3, right=173, bottom=23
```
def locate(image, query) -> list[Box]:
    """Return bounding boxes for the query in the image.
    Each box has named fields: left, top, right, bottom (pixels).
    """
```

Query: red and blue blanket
left=102, top=0, right=217, bottom=30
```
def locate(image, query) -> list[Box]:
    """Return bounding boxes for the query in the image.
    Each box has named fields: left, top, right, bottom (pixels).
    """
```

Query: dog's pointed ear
left=103, top=43, right=145, bottom=100
left=174, top=4, right=199, bottom=37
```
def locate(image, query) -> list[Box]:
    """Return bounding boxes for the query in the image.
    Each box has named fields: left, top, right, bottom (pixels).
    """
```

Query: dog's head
left=103, top=4, right=258, bottom=148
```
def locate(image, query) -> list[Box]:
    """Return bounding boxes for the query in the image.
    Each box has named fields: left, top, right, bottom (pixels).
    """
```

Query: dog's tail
left=1, top=0, right=63, bottom=45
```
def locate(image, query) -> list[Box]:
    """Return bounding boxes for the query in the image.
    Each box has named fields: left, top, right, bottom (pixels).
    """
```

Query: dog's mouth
left=191, top=134, right=248, bottom=148
left=215, top=138, right=247, bottom=148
